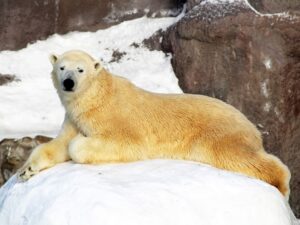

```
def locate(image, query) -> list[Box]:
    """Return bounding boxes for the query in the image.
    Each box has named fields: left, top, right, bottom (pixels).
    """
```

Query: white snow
left=0, top=16, right=182, bottom=140
left=263, top=102, right=271, bottom=112
left=261, top=80, right=269, bottom=98
left=264, top=58, right=272, bottom=70
left=0, top=160, right=298, bottom=225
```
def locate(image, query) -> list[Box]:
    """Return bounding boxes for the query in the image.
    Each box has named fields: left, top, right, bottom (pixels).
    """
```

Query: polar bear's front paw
left=18, top=164, right=39, bottom=181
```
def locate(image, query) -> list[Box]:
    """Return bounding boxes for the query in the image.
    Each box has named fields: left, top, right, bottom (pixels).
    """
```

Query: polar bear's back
left=108, top=74, right=263, bottom=154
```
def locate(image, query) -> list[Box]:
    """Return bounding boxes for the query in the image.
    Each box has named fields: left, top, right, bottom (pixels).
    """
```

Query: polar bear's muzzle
left=62, top=71, right=76, bottom=92
left=63, top=78, right=75, bottom=92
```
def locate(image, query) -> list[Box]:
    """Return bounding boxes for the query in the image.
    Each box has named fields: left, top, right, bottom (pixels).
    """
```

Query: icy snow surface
left=0, top=16, right=182, bottom=139
left=0, top=160, right=298, bottom=225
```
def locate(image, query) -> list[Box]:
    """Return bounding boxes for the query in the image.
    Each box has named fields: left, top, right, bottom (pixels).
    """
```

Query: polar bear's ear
left=49, top=54, right=58, bottom=65
left=94, top=61, right=103, bottom=72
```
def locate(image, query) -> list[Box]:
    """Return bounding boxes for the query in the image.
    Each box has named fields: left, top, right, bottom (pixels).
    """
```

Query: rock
left=186, top=0, right=203, bottom=10
left=142, top=29, right=166, bottom=51
left=0, top=160, right=298, bottom=225
left=248, top=0, right=300, bottom=14
left=109, top=49, right=127, bottom=63
left=0, top=0, right=185, bottom=51
left=162, top=0, right=300, bottom=217
left=0, top=136, right=52, bottom=186
left=0, top=74, right=19, bottom=86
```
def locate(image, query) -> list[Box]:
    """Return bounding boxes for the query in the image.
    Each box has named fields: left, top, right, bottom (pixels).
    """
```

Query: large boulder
left=162, top=0, right=300, bottom=217
left=0, top=160, right=298, bottom=225
left=0, top=0, right=185, bottom=51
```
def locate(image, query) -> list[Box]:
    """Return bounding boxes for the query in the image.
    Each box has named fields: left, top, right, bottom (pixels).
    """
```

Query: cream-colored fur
left=19, top=50, right=290, bottom=198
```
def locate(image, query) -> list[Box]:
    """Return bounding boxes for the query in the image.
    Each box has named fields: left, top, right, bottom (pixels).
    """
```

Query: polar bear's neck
left=63, top=71, right=114, bottom=135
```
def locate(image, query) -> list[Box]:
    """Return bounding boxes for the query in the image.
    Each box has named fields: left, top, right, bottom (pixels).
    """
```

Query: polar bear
left=19, top=50, right=290, bottom=198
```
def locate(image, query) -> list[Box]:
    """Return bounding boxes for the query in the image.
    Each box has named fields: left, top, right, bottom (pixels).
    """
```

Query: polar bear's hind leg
left=213, top=148, right=291, bottom=198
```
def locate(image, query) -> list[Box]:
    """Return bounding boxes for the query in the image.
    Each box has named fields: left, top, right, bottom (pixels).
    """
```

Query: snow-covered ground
left=0, top=16, right=182, bottom=140
left=0, top=160, right=298, bottom=225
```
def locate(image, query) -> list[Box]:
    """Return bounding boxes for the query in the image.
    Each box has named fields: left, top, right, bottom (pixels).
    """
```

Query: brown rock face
left=142, top=29, right=166, bottom=51
left=0, top=0, right=185, bottom=51
left=0, top=0, right=57, bottom=51
left=248, top=0, right=300, bottom=14
left=163, top=1, right=300, bottom=216
left=0, top=136, right=52, bottom=186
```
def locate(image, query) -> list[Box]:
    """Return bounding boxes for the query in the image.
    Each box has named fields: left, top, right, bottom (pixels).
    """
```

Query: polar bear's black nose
left=63, top=78, right=75, bottom=91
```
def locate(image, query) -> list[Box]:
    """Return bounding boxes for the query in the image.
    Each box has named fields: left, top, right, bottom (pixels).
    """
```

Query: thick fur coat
left=19, top=50, right=290, bottom=198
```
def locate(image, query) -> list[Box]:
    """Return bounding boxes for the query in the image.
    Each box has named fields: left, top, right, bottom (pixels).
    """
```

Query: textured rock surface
left=162, top=0, right=300, bottom=217
left=186, top=0, right=203, bottom=10
left=0, top=0, right=185, bottom=51
left=0, top=136, right=52, bottom=186
left=142, top=29, right=166, bottom=51
left=248, top=0, right=300, bottom=14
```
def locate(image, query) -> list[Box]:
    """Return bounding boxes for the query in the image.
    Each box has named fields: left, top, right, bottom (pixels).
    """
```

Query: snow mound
left=0, top=160, right=297, bottom=225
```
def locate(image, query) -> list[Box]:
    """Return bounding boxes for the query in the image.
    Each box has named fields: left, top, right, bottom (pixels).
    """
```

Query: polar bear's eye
left=78, top=69, right=84, bottom=73
left=60, top=67, right=65, bottom=71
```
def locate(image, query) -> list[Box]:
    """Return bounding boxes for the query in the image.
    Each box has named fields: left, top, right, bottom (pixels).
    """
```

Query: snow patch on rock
left=264, top=58, right=272, bottom=70
left=186, top=0, right=248, bottom=21
left=261, top=80, right=269, bottom=98
left=263, top=102, right=272, bottom=112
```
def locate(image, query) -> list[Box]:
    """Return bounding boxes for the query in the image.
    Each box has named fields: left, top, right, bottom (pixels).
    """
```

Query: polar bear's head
left=50, top=50, right=102, bottom=94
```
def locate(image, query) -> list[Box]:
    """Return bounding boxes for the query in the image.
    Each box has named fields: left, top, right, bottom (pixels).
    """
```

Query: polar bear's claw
left=18, top=165, right=39, bottom=181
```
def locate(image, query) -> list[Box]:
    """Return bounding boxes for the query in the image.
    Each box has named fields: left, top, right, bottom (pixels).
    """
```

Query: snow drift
left=0, top=160, right=298, bottom=225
